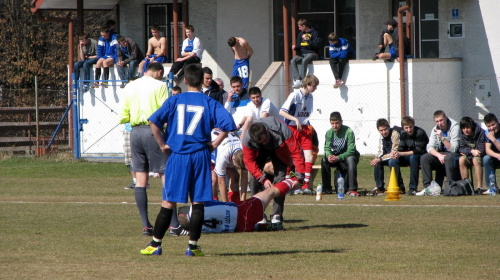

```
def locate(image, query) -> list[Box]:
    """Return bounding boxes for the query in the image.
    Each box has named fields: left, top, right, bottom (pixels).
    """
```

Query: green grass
left=1, top=154, right=500, bottom=279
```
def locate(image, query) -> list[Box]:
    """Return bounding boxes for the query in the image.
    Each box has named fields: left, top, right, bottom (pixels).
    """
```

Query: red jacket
left=242, top=117, right=305, bottom=184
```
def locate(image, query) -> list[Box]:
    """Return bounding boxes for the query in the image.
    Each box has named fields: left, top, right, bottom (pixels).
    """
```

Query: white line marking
left=1, top=200, right=500, bottom=208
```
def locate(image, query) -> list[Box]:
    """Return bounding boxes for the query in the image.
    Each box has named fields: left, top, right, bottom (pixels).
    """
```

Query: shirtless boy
left=138, top=24, right=168, bottom=76
left=227, top=37, right=254, bottom=89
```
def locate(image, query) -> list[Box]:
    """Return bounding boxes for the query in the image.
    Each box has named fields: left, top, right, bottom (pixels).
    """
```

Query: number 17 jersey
left=148, top=91, right=236, bottom=154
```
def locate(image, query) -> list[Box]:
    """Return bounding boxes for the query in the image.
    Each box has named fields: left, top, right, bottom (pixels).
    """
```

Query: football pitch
left=1, top=155, right=499, bottom=279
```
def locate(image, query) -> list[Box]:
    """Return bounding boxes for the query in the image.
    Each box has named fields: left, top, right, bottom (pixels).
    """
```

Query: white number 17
left=177, top=104, right=204, bottom=135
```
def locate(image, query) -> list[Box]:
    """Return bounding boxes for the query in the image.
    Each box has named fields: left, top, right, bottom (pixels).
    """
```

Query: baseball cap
left=384, top=19, right=398, bottom=26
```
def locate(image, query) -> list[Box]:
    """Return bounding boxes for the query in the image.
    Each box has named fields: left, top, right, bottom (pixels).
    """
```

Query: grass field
left=1, top=154, right=500, bottom=279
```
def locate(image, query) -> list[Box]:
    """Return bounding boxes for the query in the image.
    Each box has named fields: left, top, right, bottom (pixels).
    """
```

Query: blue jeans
left=483, top=155, right=500, bottom=185
left=74, top=58, right=98, bottom=85
left=374, top=159, right=405, bottom=192
left=290, top=53, right=318, bottom=80
left=398, top=154, right=422, bottom=190
left=117, top=60, right=140, bottom=82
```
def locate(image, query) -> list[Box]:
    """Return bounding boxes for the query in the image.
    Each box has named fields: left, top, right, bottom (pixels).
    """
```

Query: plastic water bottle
left=337, top=174, right=345, bottom=200
left=489, top=171, right=497, bottom=196
left=316, top=183, right=323, bottom=201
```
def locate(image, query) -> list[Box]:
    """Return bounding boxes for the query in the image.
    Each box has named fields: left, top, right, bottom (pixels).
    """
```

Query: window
left=145, top=4, right=183, bottom=62
left=273, top=0, right=356, bottom=61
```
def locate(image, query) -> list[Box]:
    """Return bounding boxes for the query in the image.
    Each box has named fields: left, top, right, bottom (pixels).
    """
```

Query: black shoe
left=323, top=190, right=333, bottom=195
left=407, top=190, right=417, bottom=196
left=169, top=226, right=189, bottom=237
left=372, top=53, right=379, bottom=61
left=143, top=226, right=153, bottom=236
left=475, top=188, right=485, bottom=195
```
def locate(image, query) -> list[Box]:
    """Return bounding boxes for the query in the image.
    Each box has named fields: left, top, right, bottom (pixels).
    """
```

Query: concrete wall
left=255, top=59, right=463, bottom=156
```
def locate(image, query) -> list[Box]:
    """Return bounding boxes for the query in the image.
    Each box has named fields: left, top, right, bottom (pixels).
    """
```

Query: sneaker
left=323, top=190, right=333, bottom=195
left=143, top=226, right=153, bottom=236
left=475, top=188, right=485, bottom=195
left=91, top=82, right=99, bottom=88
left=292, top=79, right=302, bottom=88
left=169, top=226, right=189, bottom=237
left=270, top=221, right=284, bottom=231
left=348, top=191, right=360, bottom=197
left=173, top=75, right=181, bottom=84
left=407, top=190, right=417, bottom=196
left=100, top=82, right=108, bottom=88
left=482, top=189, right=493, bottom=195
left=291, top=189, right=302, bottom=195
left=333, top=80, right=344, bottom=88
left=415, top=189, right=426, bottom=196
left=185, top=245, right=204, bottom=257
left=302, top=188, right=315, bottom=195
left=368, top=187, right=385, bottom=196
left=140, top=243, right=162, bottom=255
left=372, top=53, right=379, bottom=61
left=120, top=83, right=126, bottom=89
left=82, top=85, right=89, bottom=92
left=124, top=182, right=135, bottom=190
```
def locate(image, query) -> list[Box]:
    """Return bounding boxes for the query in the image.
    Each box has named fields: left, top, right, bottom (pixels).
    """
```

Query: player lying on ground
left=178, top=177, right=301, bottom=233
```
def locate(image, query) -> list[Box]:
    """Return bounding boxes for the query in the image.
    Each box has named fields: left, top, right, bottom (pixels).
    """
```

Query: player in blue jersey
left=141, top=64, right=236, bottom=257
left=228, top=37, right=254, bottom=89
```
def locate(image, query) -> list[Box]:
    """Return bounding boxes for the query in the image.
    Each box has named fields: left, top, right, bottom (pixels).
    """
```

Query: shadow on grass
left=296, top=223, right=369, bottom=230
left=217, top=248, right=346, bottom=256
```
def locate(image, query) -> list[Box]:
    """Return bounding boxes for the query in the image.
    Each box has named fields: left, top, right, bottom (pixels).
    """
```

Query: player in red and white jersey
left=279, top=74, right=319, bottom=192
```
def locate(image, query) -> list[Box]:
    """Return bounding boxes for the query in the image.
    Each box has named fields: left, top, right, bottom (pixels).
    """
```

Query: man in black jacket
left=290, top=19, right=321, bottom=88
left=393, top=116, right=429, bottom=195
left=201, top=67, right=225, bottom=105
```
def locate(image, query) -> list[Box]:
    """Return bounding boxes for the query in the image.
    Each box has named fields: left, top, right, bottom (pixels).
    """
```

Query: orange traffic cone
left=385, top=167, right=401, bottom=201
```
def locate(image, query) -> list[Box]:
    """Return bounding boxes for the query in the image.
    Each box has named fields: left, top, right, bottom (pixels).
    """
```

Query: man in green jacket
left=320, top=111, right=360, bottom=196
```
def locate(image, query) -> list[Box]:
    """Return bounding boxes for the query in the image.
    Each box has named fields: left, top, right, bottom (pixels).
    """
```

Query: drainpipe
left=283, top=0, right=290, bottom=96
left=173, top=0, right=179, bottom=60
left=398, top=0, right=411, bottom=118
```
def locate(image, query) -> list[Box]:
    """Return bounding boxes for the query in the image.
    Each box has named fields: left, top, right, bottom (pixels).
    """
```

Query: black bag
left=443, top=179, right=474, bottom=196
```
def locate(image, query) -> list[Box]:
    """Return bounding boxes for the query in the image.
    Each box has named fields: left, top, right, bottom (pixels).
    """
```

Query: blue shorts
left=163, top=148, right=212, bottom=203
left=142, top=54, right=167, bottom=75
left=389, top=46, right=397, bottom=60
left=232, top=58, right=250, bottom=89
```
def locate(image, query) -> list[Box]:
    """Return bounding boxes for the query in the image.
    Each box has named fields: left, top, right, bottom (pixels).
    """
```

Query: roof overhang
left=31, top=0, right=119, bottom=12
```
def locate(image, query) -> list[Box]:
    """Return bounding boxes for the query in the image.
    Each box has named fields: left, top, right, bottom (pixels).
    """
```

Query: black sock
left=379, top=47, right=386, bottom=53
left=189, top=204, right=204, bottom=242
left=103, top=67, right=109, bottom=81
left=152, top=207, right=173, bottom=242
left=95, top=68, right=101, bottom=81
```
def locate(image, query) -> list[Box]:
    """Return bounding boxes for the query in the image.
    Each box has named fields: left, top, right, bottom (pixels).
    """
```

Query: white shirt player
left=188, top=200, right=238, bottom=233
left=244, top=97, right=281, bottom=120
left=211, top=129, right=242, bottom=177
left=280, top=89, right=313, bottom=126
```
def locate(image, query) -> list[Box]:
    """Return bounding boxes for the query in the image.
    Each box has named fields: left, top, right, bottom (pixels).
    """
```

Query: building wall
left=255, top=59, right=463, bottom=156
left=356, top=0, right=391, bottom=60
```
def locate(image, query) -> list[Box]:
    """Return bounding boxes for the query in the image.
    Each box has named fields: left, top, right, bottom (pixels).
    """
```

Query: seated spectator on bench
left=394, top=116, right=429, bottom=196
left=92, top=26, right=118, bottom=88
left=321, top=111, right=360, bottom=196
left=458, top=117, right=485, bottom=193
left=419, top=110, right=461, bottom=190
left=483, top=113, right=500, bottom=194
left=369, top=118, right=405, bottom=195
